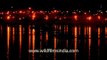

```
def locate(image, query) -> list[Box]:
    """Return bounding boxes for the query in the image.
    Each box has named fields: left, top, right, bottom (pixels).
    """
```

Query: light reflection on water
left=7, top=26, right=10, bottom=60
left=105, top=27, right=107, bottom=38
left=28, top=25, right=31, bottom=60
left=98, top=27, right=100, bottom=58
left=12, top=27, right=15, bottom=44
left=32, top=28, right=35, bottom=60
left=88, top=27, right=91, bottom=60
left=0, top=24, right=106, bottom=60
left=74, top=26, right=77, bottom=60
left=54, top=36, right=57, bottom=60
left=19, top=25, right=22, bottom=59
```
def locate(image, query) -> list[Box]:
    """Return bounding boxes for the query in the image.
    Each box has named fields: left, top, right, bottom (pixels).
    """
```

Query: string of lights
left=0, top=7, right=107, bottom=22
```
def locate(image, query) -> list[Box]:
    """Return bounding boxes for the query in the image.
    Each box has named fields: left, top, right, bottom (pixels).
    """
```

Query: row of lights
left=1, top=9, right=107, bottom=16
left=0, top=14, right=102, bottom=21
left=0, top=7, right=105, bottom=21
left=73, top=15, right=101, bottom=21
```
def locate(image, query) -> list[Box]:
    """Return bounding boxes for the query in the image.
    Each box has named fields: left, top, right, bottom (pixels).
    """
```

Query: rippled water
left=0, top=24, right=107, bottom=60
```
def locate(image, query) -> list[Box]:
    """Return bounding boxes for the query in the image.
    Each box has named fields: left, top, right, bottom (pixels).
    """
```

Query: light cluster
left=0, top=7, right=107, bottom=22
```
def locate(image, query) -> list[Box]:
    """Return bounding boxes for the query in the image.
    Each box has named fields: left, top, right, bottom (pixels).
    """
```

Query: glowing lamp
left=54, top=10, right=57, bottom=13
left=44, top=15, right=49, bottom=20
left=6, top=15, right=11, bottom=20
left=19, top=11, right=23, bottom=14
left=74, top=15, right=78, bottom=20
left=32, top=13, right=36, bottom=20
left=87, top=16, right=92, bottom=20
left=98, top=16, right=101, bottom=20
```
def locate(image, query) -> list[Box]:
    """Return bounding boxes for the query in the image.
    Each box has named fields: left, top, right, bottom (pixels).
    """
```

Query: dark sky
left=0, top=0, right=104, bottom=10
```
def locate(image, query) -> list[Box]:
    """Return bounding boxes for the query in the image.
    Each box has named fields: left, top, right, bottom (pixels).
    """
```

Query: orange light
left=6, top=15, right=11, bottom=20
left=74, top=15, right=78, bottom=20
left=98, top=16, right=101, bottom=20
left=87, top=16, right=92, bottom=20
left=19, top=10, right=23, bottom=14
left=32, top=11, right=35, bottom=13
left=44, top=15, right=49, bottom=20
left=32, top=13, right=36, bottom=20
left=46, top=32, right=48, bottom=41
left=54, top=10, right=57, bottom=13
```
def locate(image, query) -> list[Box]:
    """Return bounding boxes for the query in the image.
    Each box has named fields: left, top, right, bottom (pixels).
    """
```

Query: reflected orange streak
left=74, top=27, right=77, bottom=38
left=7, top=26, right=10, bottom=50
left=54, top=36, right=57, bottom=60
left=32, top=29, right=35, bottom=60
left=7, top=26, right=10, bottom=59
left=54, top=36, right=57, bottom=49
left=66, top=40, right=68, bottom=48
left=98, top=28, right=100, bottom=47
left=12, top=27, right=15, bottom=44
left=74, top=38, right=77, bottom=50
left=74, top=38, right=77, bottom=60
left=64, top=25, right=68, bottom=33
left=59, top=25, right=61, bottom=31
left=28, top=25, right=31, bottom=60
left=74, top=27, right=77, bottom=60
left=105, top=27, right=107, bottom=33
left=89, top=27, right=91, bottom=38
left=40, top=32, right=42, bottom=41
left=87, top=27, right=89, bottom=35
left=19, top=25, right=22, bottom=58
left=105, top=27, right=107, bottom=38
left=19, top=25, right=22, bottom=49
left=98, top=28, right=100, bottom=38
left=84, top=27, right=87, bottom=36
left=88, top=27, right=91, bottom=59
left=32, top=29, right=35, bottom=50
left=46, top=32, right=48, bottom=42
left=28, top=25, right=31, bottom=49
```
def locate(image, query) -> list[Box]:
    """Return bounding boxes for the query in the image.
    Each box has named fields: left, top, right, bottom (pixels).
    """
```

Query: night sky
left=0, top=0, right=104, bottom=10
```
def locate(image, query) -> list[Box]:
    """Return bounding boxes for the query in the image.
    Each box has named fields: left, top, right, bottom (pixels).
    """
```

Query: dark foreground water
left=0, top=23, right=107, bottom=60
